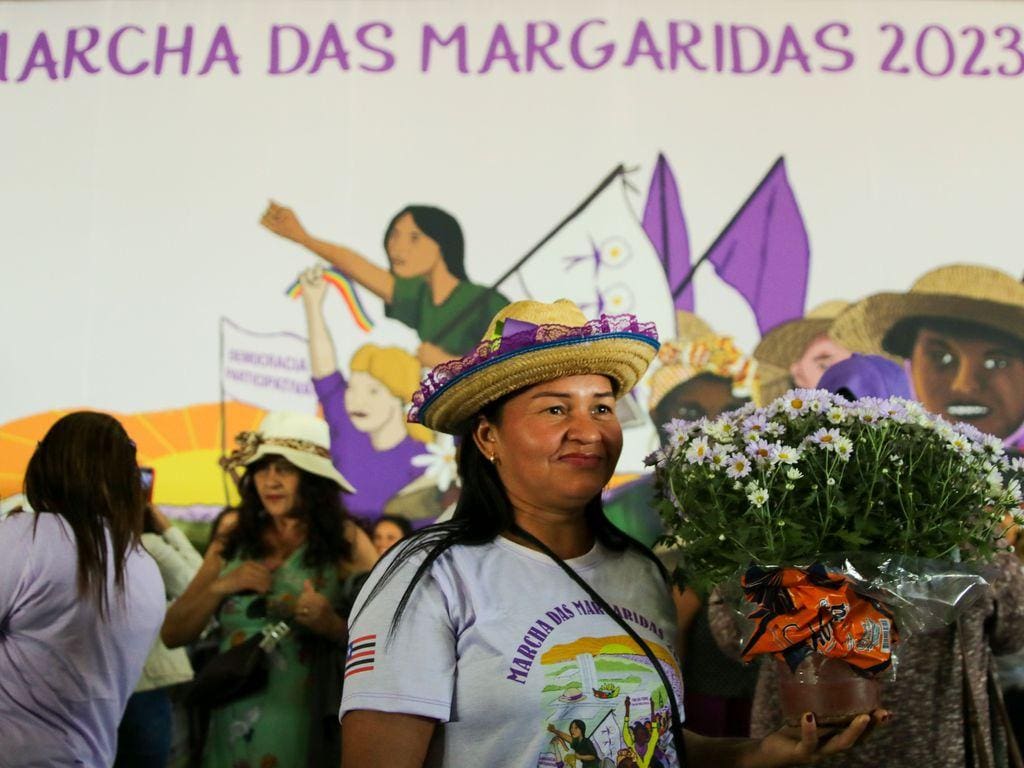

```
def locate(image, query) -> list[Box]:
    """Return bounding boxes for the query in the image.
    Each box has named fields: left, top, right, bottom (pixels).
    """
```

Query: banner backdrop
left=3, top=0, right=1023, bottom=522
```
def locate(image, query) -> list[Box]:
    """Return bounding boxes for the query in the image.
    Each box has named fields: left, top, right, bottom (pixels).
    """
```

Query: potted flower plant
left=652, top=388, right=1023, bottom=725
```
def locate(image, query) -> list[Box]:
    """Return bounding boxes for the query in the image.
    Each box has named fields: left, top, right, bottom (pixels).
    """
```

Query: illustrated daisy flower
left=826, top=406, right=846, bottom=425
left=786, top=467, right=804, bottom=480
left=410, top=434, right=459, bottom=492
left=726, top=454, right=752, bottom=479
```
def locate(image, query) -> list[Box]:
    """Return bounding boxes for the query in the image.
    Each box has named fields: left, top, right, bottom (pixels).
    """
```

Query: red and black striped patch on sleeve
left=344, top=634, right=377, bottom=679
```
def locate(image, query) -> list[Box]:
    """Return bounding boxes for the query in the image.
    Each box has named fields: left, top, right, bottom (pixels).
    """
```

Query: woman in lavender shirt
left=0, top=412, right=165, bottom=767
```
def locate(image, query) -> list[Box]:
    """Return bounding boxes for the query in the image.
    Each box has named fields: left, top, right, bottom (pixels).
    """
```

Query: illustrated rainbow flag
left=285, top=267, right=374, bottom=332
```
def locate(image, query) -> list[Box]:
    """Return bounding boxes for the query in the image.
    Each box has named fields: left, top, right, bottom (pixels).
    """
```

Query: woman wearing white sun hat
left=164, top=411, right=377, bottom=768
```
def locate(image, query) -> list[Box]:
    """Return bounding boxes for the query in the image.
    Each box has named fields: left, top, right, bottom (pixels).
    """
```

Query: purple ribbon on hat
left=496, top=317, right=539, bottom=351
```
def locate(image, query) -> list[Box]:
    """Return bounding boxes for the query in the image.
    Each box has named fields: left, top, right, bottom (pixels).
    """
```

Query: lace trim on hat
left=408, top=313, right=658, bottom=424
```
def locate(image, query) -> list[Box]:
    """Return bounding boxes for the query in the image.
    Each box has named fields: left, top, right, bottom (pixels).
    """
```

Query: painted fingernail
left=881, top=713, right=892, bottom=723
left=805, top=713, right=815, bottom=724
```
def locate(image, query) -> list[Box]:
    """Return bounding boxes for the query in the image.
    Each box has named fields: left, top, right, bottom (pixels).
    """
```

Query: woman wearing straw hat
left=754, top=302, right=853, bottom=403
left=164, top=411, right=377, bottom=768
left=340, top=299, right=884, bottom=768
left=831, top=264, right=1024, bottom=451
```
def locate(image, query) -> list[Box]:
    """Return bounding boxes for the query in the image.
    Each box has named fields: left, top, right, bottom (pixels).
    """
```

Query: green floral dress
left=202, top=547, right=342, bottom=768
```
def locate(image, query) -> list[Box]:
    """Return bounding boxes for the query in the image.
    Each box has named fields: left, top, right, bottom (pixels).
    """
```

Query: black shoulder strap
left=508, top=525, right=688, bottom=768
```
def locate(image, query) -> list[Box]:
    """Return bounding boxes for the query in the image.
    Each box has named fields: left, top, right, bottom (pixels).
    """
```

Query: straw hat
left=830, top=264, right=1024, bottom=357
left=647, top=333, right=761, bottom=411
left=222, top=411, right=355, bottom=492
left=409, top=299, right=660, bottom=434
left=753, top=301, right=850, bottom=369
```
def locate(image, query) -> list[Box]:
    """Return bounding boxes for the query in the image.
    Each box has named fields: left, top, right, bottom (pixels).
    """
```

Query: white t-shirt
left=340, top=535, right=684, bottom=767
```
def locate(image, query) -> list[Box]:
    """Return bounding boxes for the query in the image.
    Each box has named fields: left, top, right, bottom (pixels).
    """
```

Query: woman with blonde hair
left=299, top=266, right=432, bottom=520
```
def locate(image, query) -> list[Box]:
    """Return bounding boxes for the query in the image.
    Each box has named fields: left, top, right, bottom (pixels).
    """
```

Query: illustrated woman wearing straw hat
left=164, top=412, right=377, bottom=767
left=831, top=264, right=1024, bottom=452
left=754, top=302, right=853, bottom=403
left=340, top=300, right=885, bottom=767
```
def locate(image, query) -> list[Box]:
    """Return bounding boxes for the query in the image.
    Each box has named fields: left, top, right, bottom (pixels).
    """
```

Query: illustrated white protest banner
left=220, top=318, right=318, bottom=415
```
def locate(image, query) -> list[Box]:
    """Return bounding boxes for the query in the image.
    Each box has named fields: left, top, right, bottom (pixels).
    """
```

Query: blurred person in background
left=115, top=501, right=204, bottom=767
left=163, top=411, right=376, bottom=768
left=371, top=513, right=413, bottom=556
left=0, top=412, right=164, bottom=767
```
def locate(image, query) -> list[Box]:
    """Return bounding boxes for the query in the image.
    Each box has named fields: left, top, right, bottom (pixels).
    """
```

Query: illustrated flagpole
left=430, top=164, right=627, bottom=344
left=671, top=155, right=786, bottom=301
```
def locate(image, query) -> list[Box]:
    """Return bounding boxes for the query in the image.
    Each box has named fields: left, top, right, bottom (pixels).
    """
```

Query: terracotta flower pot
left=777, top=655, right=882, bottom=727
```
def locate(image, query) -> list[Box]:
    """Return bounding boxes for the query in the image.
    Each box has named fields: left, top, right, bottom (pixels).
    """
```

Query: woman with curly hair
left=164, top=411, right=376, bottom=768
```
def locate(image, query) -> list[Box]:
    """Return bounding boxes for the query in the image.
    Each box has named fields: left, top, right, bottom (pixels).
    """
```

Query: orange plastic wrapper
left=739, top=564, right=898, bottom=675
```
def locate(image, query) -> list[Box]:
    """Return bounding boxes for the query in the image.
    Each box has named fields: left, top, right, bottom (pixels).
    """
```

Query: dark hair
left=24, top=411, right=143, bottom=618
left=570, top=719, right=587, bottom=736
left=384, top=205, right=467, bottom=280
left=355, top=393, right=666, bottom=632
left=885, top=316, right=1024, bottom=359
left=220, top=456, right=353, bottom=569
left=206, top=505, right=238, bottom=554
left=650, top=372, right=735, bottom=431
left=374, top=514, right=413, bottom=540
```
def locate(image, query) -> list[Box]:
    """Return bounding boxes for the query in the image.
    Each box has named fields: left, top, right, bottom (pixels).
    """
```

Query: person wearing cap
left=163, top=412, right=377, bottom=768
left=815, top=354, right=912, bottom=402
left=831, top=264, right=1024, bottom=452
left=339, top=299, right=884, bottom=768
left=754, top=302, right=853, bottom=403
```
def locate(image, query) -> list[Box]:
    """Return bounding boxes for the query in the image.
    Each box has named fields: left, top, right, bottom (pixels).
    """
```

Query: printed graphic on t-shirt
left=526, top=621, right=681, bottom=768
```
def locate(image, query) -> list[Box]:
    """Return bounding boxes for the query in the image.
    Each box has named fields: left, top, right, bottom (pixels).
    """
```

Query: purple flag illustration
left=642, top=153, right=694, bottom=312
left=676, top=157, right=809, bottom=334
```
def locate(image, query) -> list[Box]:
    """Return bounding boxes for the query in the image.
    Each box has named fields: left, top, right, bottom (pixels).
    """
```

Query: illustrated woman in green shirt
left=262, top=202, right=509, bottom=367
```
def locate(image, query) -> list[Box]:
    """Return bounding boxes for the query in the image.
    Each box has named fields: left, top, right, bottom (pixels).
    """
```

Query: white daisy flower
left=410, top=434, right=459, bottom=492
left=686, top=437, right=712, bottom=464
left=747, top=485, right=769, bottom=507
left=726, top=454, right=752, bottom=479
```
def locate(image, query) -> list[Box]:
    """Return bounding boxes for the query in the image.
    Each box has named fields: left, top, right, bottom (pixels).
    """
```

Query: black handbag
left=185, top=620, right=291, bottom=709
